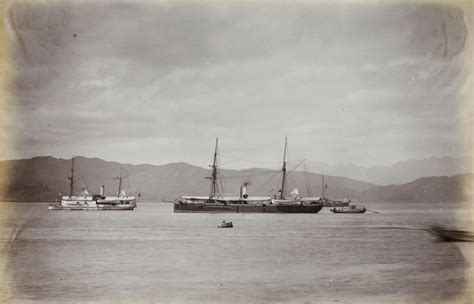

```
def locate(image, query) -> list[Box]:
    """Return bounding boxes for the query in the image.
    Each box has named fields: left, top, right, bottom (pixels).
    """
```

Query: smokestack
left=100, top=185, right=104, bottom=196
left=240, top=183, right=248, bottom=199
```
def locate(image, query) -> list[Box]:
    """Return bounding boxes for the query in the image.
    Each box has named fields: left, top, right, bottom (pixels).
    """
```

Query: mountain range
left=0, top=156, right=471, bottom=203
left=304, top=156, right=470, bottom=185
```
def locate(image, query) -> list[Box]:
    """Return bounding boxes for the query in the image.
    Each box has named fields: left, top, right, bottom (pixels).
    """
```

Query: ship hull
left=49, top=202, right=136, bottom=211
left=330, top=208, right=366, bottom=214
left=174, top=202, right=322, bottom=213
left=49, top=195, right=137, bottom=211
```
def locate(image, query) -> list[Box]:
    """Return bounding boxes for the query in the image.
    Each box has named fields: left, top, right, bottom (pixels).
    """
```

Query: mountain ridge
left=0, top=156, right=471, bottom=203
left=304, top=156, right=470, bottom=185
left=3, top=154, right=469, bottom=186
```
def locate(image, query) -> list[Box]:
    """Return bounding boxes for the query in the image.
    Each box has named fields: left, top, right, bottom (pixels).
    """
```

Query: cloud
left=80, top=76, right=116, bottom=88
left=4, top=2, right=471, bottom=167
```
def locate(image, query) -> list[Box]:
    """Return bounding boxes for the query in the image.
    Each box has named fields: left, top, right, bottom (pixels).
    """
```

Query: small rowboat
left=218, top=221, right=233, bottom=228
left=330, top=205, right=366, bottom=214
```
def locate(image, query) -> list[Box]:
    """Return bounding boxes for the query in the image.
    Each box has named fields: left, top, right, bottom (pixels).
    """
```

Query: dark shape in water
left=218, top=221, right=233, bottom=228
left=428, top=225, right=474, bottom=242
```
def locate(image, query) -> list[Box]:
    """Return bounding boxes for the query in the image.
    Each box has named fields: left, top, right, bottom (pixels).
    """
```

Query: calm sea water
left=0, top=201, right=471, bottom=303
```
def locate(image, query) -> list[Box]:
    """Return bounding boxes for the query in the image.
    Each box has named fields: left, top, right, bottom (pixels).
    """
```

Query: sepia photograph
left=0, top=1, right=472, bottom=303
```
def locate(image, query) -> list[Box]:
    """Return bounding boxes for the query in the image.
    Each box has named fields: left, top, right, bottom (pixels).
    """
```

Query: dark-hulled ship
left=173, top=138, right=323, bottom=213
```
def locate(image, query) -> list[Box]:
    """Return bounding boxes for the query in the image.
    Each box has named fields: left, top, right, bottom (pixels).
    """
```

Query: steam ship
left=173, top=138, right=323, bottom=213
left=48, top=158, right=137, bottom=210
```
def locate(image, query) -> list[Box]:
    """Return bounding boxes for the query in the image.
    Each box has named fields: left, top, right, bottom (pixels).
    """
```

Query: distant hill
left=0, top=156, right=373, bottom=202
left=304, top=156, right=470, bottom=185
left=0, top=156, right=471, bottom=203
left=360, top=174, right=472, bottom=203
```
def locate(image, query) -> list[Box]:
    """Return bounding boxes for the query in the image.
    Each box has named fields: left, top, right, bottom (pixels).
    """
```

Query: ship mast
left=279, top=137, right=287, bottom=199
left=322, top=172, right=325, bottom=201
left=68, top=157, right=75, bottom=198
left=209, top=137, right=219, bottom=201
left=117, top=167, right=123, bottom=196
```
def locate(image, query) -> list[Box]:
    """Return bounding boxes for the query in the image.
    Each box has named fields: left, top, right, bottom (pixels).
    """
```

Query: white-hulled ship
left=48, top=158, right=137, bottom=211
left=173, top=138, right=323, bottom=213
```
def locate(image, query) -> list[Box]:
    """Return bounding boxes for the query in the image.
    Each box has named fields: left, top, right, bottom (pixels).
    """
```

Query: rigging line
left=218, top=154, right=282, bottom=164
left=76, top=173, right=117, bottom=179
left=78, top=168, right=138, bottom=180
left=71, top=176, right=89, bottom=193
left=219, top=167, right=227, bottom=197
left=303, top=161, right=312, bottom=197
left=284, top=159, right=306, bottom=166
left=122, top=168, right=130, bottom=179
left=286, top=159, right=306, bottom=176
left=164, top=175, right=193, bottom=199
left=73, top=176, right=86, bottom=185
left=212, top=166, right=281, bottom=174
left=216, top=167, right=223, bottom=197
left=239, top=169, right=281, bottom=173
left=218, top=171, right=278, bottom=179
left=163, top=169, right=205, bottom=198
left=115, top=169, right=143, bottom=179
left=218, top=176, right=226, bottom=198
left=121, top=168, right=132, bottom=193
left=83, top=178, right=89, bottom=191
left=252, top=170, right=282, bottom=193
left=216, top=160, right=272, bottom=170
left=281, top=159, right=306, bottom=194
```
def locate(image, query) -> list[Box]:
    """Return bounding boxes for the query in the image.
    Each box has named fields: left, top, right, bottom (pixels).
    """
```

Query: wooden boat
left=330, top=205, right=366, bottom=214
left=218, top=221, right=233, bottom=228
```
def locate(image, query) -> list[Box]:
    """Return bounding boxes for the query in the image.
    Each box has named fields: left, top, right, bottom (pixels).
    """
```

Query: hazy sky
left=3, top=2, right=471, bottom=169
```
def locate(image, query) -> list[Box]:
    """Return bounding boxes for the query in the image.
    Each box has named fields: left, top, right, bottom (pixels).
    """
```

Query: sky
left=2, top=1, right=471, bottom=170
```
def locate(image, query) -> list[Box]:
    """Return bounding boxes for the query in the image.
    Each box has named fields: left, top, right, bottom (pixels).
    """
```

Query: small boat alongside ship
left=330, top=205, right=366, bottom=214
left=173, top=138, right=323, bottom=214
left=218, top=221, right=233, bottom=228
left=48, top=159, right=137, bottom=211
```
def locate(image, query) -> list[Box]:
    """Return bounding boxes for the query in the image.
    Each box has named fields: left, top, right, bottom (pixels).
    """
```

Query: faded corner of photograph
left=0, top=0, right=473, bottom=303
